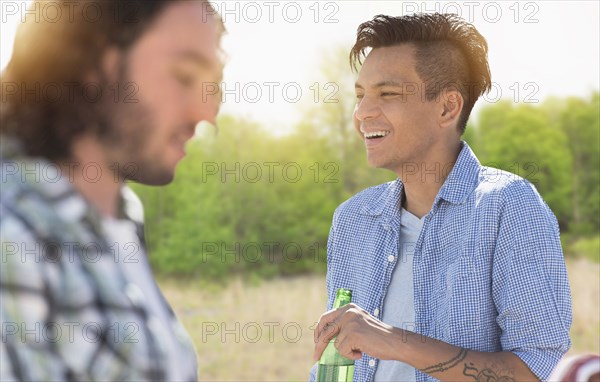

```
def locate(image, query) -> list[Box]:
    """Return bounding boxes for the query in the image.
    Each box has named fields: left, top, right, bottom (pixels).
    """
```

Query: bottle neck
left=333, top=298, right=351, bottom=309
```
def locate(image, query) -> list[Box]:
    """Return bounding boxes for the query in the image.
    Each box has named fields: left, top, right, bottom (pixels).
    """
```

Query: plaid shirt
left=0, top=137, right=198, bottom=381
left=322, top=142, right=572, bottom=382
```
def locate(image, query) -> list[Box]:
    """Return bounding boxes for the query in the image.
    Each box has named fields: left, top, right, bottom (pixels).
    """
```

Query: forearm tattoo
left=420, top=349, right=517, bottom=381
left=420, top=348, right=469, bottom=374
left=463, top=362, right=516, bottom=382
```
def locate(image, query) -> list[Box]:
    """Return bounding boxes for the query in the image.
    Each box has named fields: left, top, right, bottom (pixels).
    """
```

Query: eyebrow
left=355, top=80, right=406, bottom=90
left=174, top=50, right=224, bottom=81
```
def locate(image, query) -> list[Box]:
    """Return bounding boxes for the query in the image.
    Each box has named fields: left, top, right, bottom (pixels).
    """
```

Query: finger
left=313, top=305, right=348, bottom=343
left=313, top=315, right=326, bottom=344
left=313, top=312, right=327, bottom=343
left=335, top=331, right=363, bottom=361
left=321, top=320, right=342, bottom=344
left=315, top=311, right=335, bottom=343
left=313, top=319, right=342, bottom=361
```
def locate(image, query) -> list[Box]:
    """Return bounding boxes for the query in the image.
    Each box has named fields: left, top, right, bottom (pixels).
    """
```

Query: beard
left=91, top=71, right=177, bottom=186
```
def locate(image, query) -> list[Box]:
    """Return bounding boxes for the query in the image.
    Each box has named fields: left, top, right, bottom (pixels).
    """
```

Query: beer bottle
left=317, top=288, right=354, bottom=382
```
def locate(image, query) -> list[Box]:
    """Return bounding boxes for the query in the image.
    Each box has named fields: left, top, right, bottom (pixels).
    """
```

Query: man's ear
left=100, top=47, right=123, bottom=83
left=83, top=47, right=122, bottom=84
left=439, top=88, right=464, bottom=130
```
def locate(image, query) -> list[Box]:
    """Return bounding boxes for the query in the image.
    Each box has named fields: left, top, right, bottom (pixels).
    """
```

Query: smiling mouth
left=363, top=131, right=390, bottom=139
left=176, top=131, right=195, bottom=146
left=173, top=135, right=191, bottom=154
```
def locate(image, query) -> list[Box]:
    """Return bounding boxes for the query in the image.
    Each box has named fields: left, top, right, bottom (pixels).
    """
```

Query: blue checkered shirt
left=323, top=142, right=572, bottom=382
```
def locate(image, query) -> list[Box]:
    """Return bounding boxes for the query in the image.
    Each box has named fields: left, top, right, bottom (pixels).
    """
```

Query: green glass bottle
left=317, top=288, right=354, bottom=382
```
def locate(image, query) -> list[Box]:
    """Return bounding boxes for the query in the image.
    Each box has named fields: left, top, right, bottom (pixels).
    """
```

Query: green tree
left=559, top=93, right=600, bottom=234
left=474, top=102, right=574, bottom=229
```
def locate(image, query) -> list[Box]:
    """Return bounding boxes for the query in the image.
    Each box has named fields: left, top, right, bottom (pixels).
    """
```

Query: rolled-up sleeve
left=492, top=180, right=572, bottom=381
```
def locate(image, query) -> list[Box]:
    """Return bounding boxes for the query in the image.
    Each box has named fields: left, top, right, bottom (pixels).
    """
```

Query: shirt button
left=387, top=255, right=395, bottom=262
left=373, top=308, right=380, bottom=316
left=368, top=359, right=376, bottom=367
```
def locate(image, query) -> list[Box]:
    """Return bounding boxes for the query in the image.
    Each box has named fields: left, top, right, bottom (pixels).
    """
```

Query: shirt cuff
left=513, top=347, right=568, bottom=382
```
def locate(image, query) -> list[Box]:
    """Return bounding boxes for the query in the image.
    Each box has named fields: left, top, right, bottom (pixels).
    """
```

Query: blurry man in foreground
left=1, top=1, right=223, bottom=380
left=313, top=13, right=571, bottom=382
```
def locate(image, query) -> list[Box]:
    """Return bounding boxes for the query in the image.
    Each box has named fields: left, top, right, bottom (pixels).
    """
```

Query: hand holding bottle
left=313, top=295, right=400, bottom=363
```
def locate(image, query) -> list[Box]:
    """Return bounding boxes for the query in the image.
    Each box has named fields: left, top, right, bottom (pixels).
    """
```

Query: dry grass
left=158, top=258, right=599, bottom=381
left=566, top=258, right=600, bottom=355
left=159, top=275, right=326, bottom=381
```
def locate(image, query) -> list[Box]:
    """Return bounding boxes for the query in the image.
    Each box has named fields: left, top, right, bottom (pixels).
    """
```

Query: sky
left=1, top=1, right=599, bottom=131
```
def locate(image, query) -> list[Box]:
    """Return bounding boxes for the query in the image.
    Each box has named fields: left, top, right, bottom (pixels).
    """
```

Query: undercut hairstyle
left=350, top=13, right=491, bottom=133
left=0, top=0, right=223, bottom=161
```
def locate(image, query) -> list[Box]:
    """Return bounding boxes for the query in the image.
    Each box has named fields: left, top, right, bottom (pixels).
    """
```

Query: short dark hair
left=0, top=0, right=223, bottom=161
left=350, top=13, right=491, bottom=132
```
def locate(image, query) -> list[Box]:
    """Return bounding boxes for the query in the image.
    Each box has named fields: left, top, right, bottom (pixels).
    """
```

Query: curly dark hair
left=0, top=0, right=223, bottom=161
left=350, top=13, right=491, bottom=133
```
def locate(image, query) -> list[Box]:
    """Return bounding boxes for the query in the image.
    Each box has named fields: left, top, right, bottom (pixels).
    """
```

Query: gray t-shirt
left=373, top=208, right=424, bottom=382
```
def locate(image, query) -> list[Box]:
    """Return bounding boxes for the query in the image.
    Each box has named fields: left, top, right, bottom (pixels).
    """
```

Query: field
left=158, top=258, right=600, bottom=381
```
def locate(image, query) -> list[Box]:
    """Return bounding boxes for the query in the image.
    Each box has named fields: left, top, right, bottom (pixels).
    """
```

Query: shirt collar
left=361, top=178, right=404, bottom=217
left=434, top=141, right=481, bottom=205
left=360, top=141, right=481, bottom=216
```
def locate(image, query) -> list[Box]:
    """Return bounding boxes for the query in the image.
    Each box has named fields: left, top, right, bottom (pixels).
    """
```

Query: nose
left=189, top=81, right=222, bottom=126
left=354, top=94, right=380, bottom=123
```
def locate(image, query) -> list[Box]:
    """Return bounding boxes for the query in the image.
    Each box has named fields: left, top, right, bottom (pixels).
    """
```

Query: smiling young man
left=1, top=1, right=223, bottom=380
left=312, top=14, right=571, bottom=382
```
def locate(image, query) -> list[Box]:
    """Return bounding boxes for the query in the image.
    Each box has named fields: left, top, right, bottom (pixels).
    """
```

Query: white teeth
left=364, top=131, right=390, bottom=139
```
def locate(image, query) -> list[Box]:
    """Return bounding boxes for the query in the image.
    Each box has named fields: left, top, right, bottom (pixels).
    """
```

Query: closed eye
left=175, top=73, right=195, bottom=88
left=171, top=65, right=198, bottom=89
